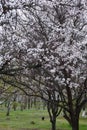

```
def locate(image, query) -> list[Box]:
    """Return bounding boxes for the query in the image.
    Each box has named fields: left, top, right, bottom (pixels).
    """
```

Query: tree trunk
left=6, top=107, right=10, bottom=116
left=28, top=97, right=31, bottom=109
left=51, top=119, right=56, bottom=130
left=71, top=118, right=79, bottom=130
left=63, top=111, right=79, bottom=130
left=34, top=97, right=37, bottom=108
left=6, top=102, right=10, bottom=116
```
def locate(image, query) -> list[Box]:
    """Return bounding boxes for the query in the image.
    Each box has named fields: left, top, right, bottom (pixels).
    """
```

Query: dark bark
left=51, top=115, right=56, bottom=130
left=6, top=101, right=10, bottom=116
left=63, top=110, right=79, bottom=130
left=47, top=102, right=58, bottom=130
left=71, top=118, right=79, bottom=130
left=6, top=107, right=10, bottom=116
left=28, top=97, right=31, bottom=109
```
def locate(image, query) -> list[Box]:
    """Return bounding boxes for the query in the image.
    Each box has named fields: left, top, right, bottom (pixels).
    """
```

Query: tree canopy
left=0, top=1, right=87, bottom=130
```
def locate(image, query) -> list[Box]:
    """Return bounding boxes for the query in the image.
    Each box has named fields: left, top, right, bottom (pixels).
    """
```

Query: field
left=0, top=108, right=87, bottom=130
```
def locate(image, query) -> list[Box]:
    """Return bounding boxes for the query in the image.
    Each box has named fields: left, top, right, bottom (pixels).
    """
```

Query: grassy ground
left=0, top=108, right=87, bottom=130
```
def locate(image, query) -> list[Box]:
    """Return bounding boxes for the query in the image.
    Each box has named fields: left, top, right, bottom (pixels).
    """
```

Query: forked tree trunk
left=47, top=106, right=57, bottom=130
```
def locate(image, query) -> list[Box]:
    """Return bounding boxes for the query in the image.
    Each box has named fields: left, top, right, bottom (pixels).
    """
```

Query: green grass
left=0, top=108, right=86, bottom=130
